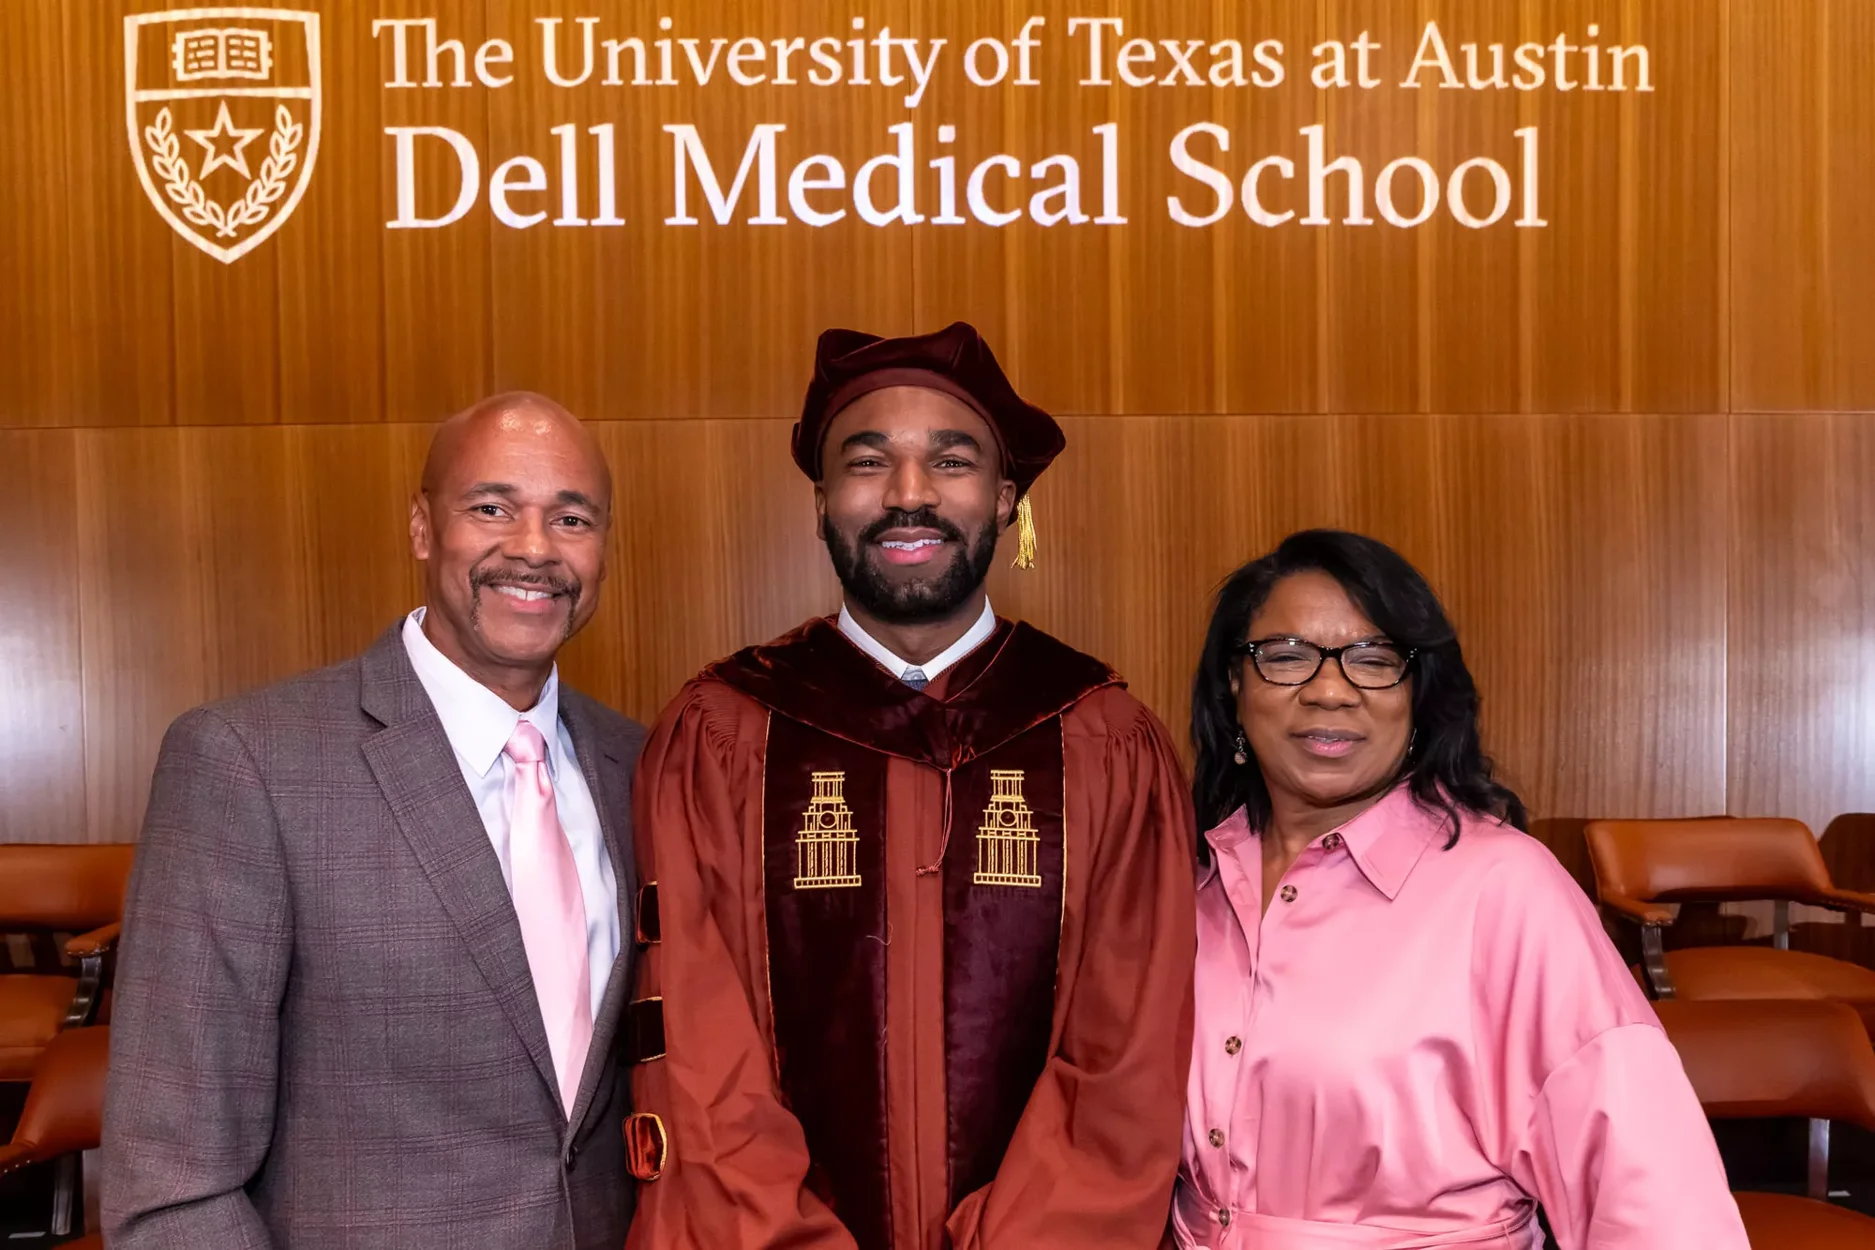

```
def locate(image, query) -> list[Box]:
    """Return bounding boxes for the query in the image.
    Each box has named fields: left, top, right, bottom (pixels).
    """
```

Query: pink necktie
left=505, top=720, right=593, bottom=1114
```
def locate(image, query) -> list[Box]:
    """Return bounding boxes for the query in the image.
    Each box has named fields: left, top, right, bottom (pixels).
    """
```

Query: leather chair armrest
left=0, top=1141, right=37, bottom=1177
left=1600, top=892, right=1679, bottom=926
left=1812, top=889, right=1875, bottom=916
left=61, top=925, right=119, bottom=1028
left=63, top=923, right=120, bottom=960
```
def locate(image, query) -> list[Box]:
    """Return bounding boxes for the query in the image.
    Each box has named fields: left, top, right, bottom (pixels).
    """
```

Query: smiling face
left=815, top=385, right=1015, bottom=626
left=409, top=396, right=611, bottom=702
left=1233, top=569, right=1414, bottom=816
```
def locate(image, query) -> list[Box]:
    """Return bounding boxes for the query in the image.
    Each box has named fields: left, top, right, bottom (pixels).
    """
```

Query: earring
left=1405, top=729, right=1418, bottom=761
left=1232, top=732, right=1249, bottom=767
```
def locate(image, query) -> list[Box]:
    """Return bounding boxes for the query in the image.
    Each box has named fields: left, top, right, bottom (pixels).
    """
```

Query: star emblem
left=184, top=101, right=264, bottom=180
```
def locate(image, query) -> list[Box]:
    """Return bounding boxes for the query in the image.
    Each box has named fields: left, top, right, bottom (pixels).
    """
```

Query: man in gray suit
left=103, top=393, right=644, bottom=1249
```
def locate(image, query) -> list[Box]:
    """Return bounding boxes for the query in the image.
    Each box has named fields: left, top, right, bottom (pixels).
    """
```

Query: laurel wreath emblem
left=143, top=105, right=303, bottom=239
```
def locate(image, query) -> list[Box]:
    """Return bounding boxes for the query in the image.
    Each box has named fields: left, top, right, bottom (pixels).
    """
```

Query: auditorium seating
left=0, top=844, right=133, bottom=1083
left=1585, top=818, right=1875, bottom=1028
left=0, top=1024, right=108, bottom=1246
left=1657, top=999, right=1875, bottom=1245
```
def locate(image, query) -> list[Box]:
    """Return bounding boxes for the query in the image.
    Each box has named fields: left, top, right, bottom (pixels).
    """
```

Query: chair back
left=11, top=1026, right=110, bottom=1158
left=1584, top=817, right=1830, bottom=906
left=1655, top=999, right=1875, bottom=1132
left=0, top=845, right=134, bottom=932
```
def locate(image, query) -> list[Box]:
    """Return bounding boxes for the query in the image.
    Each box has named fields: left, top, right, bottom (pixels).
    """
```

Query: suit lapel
left=560, top=692, right=635, bottom=1136
left=357, top=627, right=562, bottom=1109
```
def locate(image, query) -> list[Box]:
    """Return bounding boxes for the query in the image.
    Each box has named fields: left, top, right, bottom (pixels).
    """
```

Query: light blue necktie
left=902, top=667, right=929, bottom=691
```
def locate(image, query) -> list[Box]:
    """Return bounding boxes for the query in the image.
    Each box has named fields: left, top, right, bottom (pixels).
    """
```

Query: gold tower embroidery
left=974, top=770, right=1043, bottom=888
left=794, top=771, right=863, bottom=889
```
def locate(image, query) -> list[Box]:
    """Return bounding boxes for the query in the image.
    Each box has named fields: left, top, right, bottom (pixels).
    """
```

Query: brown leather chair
left=1584, top=818, right=1875, bottom=1028
left=1657, top=999, right=1875, bottom=1246
left=0, top=844, right=133, bottom=1082
left=0, top=1024, right=108, bottom=1246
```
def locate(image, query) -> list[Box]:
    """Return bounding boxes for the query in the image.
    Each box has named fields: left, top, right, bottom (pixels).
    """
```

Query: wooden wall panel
left=906, top=0, right=1728, bottom=418
left=72, top=430, right=318, bottom=836
left=292, top=424, right=429, bottom=658
left=1419, top=0, right=1523, bottom=416
left=1202, top=1, right=1326, bottom=416
left=0, top=3, right=74, bottom=427
left=1731, top=0, right=1875, bottom=411
left=1318, top=0, right=1427, bottom=415
left=61, top=424, right=457, bottom=837
left=1521, top=0, right=1621, bottom=414
left=380, top=0, right=494, bottom=422
left=185, top=431, right=319, bottom=695
left=56, top=0, right=175, bottom=427
left=75, top=431, right=210, bottom=841
left=1625, top=0, right=1728, bottom=413
left=0, top=433, right=86, bottom=841
left=279, top=5, right=387, bottom=424
left=171, top=256, right=281, bottom=425
left=485, top=0, right=636, bottom=422
left=485, top=1, right=920, bottom=421
left=1728, top=413, right=1875, bottom=833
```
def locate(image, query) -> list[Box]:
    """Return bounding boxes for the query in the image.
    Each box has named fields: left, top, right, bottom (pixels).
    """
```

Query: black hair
left=1190, top=529, right=1526, bottom=851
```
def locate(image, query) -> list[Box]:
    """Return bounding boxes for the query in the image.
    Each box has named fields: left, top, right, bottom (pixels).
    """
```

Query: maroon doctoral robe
left=624, top=616, right=1196, bottom=1250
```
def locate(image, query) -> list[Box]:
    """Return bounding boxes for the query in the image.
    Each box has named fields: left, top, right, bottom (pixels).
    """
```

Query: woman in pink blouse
left=1175, top=530, right=1748, bottom=1249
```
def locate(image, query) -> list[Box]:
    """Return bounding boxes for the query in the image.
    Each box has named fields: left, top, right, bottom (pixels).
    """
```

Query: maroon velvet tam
left=791, top=321, right=1065, bottom=494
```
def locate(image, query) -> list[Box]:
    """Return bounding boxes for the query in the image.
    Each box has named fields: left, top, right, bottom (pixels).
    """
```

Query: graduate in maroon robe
left=621, top=323, right=1196, bottom=1250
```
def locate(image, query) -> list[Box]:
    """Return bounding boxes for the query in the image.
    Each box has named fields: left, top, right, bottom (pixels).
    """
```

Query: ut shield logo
left=123, top=8, right=323, bottom=264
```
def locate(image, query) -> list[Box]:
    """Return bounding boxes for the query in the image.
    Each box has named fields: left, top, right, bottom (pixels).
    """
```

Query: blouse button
left=1280, top=884, right=1298, bottom=903
left=1225, top=1035, right=1242, bottom=1056
left=1208, top=1128, right=1225, bottom=1148
left=1218, top=1209, right=1232, bottom=1227
left=1323, top=833, right=1343, bottom=850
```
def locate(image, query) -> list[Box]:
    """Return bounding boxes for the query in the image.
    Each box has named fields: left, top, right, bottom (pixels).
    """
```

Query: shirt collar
left=1195, top=806, right=1254, bottom=890
left=1331, top=785, right=1445, bottom=899
left=1199, top=784, right=1444, bottom=900
left=836, top=598, right=997, bottom=683
left=401, top=607, right=561, bottom=779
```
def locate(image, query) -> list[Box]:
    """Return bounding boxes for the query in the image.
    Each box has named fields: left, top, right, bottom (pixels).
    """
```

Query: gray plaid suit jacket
left=102, top=625, right=644, bottom=1250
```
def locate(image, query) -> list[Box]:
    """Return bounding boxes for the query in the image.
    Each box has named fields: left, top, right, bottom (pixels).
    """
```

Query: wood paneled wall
left=1, top=1, right=1872, bottom=878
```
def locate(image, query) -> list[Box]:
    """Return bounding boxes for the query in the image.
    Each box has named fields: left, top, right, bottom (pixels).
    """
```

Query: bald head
left=409, top=390, right=614, bottom=709
left=421, top=390, right=611, bottom=512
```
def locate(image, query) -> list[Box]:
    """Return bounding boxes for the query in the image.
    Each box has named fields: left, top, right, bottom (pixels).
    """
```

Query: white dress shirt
left=837, top=598, right=998, bottom=683
left=402, top=608, right=619, bottom=1019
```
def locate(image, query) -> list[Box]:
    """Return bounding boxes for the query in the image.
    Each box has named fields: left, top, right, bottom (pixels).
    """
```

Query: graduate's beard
left=825, top=507, right=999, bottom=626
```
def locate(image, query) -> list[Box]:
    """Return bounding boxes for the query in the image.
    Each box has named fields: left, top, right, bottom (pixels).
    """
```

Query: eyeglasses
left=1233, top=637, right=1416, bottom=690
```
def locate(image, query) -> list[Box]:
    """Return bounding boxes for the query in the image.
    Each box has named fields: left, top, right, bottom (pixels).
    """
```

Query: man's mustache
left=860, top=508, right=966, bottom=546
left=470, top=563, right=580, bottom=600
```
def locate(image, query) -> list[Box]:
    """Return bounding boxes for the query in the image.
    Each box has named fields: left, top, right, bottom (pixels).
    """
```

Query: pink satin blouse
left=1173, top=786, right=1749, bottom=1249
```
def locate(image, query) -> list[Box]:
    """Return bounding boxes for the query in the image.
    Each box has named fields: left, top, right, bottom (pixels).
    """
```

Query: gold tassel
left=1012, top=494, right=1037, bottom=570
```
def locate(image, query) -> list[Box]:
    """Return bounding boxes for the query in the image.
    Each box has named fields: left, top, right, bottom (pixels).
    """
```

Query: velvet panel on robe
left=624, top=618, right=1197, bottom=1250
